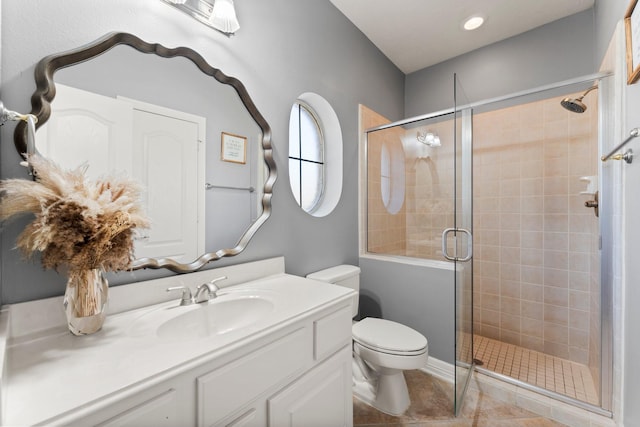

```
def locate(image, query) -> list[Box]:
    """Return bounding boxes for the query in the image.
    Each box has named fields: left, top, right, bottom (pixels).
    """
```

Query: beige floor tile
left=353, top=371, right=566, bottom=427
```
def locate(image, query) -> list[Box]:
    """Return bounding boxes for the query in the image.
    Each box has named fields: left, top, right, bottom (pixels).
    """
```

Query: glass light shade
left=209, top=0, right=240, bottom=34
left=168, top=0, right=188, bottom=4
left=425, top=132, right=435, bottom=143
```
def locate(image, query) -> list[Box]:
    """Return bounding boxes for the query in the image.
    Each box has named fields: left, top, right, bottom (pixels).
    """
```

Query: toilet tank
left=306, top=265, right=360, bottom=317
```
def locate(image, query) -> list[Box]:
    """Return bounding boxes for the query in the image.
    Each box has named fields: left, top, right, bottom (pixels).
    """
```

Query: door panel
left=453, top=75, right=474, bottom=416
left=131, top=109, right=202, bottom=262
left=38, top=83, right=133, bottom=177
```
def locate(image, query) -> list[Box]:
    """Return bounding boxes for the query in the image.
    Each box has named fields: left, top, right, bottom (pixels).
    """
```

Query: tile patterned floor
left=353, top=370, right=566, bottom=426
left=471, top=335, right=599, bottom=406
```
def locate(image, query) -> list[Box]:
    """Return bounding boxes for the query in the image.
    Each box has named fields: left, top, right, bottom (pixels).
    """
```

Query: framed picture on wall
left=626, top=0, right=640, bottom=84
left=220, top=132, right=247, bottom=164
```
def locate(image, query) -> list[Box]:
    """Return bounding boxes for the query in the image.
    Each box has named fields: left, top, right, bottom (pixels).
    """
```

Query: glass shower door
left=442, top=75, right=474, bottom=415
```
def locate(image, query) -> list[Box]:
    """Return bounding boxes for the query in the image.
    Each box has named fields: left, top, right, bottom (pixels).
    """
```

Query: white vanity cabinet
left=81, top=306, right=353, bottom=427
left=2, top=262, right=355, bottom=427
left=198, top=326, right=312, bottom=427
left=268, top=346, right=352, bottom=427
left=198, top=304, right=353, bottom=427
left=6, top=290, right=354, bottom=426
left=266, top=305, right=354, bottom=427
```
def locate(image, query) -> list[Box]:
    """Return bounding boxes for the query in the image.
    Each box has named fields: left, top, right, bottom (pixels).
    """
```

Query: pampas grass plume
left=0, top=154, right=150, bottom=273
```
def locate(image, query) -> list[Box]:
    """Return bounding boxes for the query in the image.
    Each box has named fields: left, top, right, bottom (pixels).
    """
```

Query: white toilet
left=306, top=265, right=428, bottom=416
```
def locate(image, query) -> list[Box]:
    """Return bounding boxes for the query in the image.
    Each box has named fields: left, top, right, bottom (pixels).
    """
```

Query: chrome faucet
left=194, top=276, right=227, bottom=303
left=166, top=285, right=194, bottom=306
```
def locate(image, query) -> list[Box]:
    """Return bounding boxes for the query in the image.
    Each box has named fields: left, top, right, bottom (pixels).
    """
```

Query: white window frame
left=288, top=92, right=343, bottom=217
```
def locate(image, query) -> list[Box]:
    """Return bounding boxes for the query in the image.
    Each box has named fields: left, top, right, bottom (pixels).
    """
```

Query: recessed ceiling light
left=463, top=15, right=485, bottom=31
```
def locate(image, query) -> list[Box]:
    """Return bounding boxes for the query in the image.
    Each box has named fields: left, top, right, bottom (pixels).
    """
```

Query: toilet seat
left=352, top=317, right=427, bottom=356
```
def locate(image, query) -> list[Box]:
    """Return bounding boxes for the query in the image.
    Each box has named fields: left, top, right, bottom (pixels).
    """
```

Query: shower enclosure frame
left=363, top=71, right=614, bottom=416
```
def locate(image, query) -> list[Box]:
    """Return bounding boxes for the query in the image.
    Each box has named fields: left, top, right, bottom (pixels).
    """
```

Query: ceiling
left=329, top=0, right=595, bottom=74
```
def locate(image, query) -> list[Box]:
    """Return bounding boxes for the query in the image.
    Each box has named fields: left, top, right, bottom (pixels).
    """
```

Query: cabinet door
left=268, top=346, right=352, bottom=427
left=94, top=389, right=179, bottom=427
left=198, top=328, right=309, bottom=427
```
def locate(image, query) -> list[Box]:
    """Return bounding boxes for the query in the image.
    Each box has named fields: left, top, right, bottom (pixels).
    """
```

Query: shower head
left=561, top=97, right=588, bottom=113
left=560, top=85, right=598, bottom=113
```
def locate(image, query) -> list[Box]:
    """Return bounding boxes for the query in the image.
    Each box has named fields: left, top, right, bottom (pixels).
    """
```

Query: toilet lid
left=352, top=317, right=427, bottom=354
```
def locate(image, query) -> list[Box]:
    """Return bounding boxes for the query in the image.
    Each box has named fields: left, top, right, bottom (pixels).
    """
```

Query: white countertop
left=2, top=272, right=353, bottom=426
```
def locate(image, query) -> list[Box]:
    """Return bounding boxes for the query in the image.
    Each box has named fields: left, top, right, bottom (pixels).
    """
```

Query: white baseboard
left=421, top=356, right=454, bottom=383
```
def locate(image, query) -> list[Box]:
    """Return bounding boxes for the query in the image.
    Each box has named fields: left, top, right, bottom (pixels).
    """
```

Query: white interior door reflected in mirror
left=39, top=84, right=205, bottom=263
left=37, top=84, right=134, bottom=178
left=129, top=104, right=205, bottom=262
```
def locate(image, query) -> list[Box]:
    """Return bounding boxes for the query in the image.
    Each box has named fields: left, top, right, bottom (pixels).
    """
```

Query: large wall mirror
left=14, top=32, right=276, bottom=273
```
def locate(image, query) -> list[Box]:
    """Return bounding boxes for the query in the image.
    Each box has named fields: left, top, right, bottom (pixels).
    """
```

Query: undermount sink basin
left=128, top=292, right=275, bottom=340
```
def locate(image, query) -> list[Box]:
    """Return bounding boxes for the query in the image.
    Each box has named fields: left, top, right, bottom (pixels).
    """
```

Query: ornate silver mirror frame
left=14, top=32, right=276, bottom=274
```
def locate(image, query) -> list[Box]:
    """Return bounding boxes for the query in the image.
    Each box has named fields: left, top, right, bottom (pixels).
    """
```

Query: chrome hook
left=0, top=100, right=40, bottom=175
left=0, top=101, right=37, bottom=125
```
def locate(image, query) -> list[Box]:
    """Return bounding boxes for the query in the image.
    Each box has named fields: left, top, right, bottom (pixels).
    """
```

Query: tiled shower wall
left=405, top=121, right=455, bottom=259
left=364, top=106, right=407, bottom=255
left=472, top=91, right=600, bottom=370
left=364, top=110, right=455, bottom=260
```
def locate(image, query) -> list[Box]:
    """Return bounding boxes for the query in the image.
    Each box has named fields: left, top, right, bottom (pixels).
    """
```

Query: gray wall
left=0, top=0, right=404, bottom=304
left=359, top=258, right=455, bottom=363
left=405, top=10, right=597, bottom=116
left=595, top=0, right=626, bottom=63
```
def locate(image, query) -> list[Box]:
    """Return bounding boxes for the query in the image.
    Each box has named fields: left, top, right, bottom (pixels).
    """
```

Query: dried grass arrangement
left=0, top=154, right=149, bottom=332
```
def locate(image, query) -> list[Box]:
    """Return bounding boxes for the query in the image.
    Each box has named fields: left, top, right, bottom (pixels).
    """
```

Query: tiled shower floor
left=471, top=334, right=599, bottom=405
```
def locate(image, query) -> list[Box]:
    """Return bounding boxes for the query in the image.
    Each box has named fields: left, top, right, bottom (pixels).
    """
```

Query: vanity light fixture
left=209, top=0, right=240, bottom=34
left=162, top=0, right=240, bottom=36
left=463, top=15, right=485, bottom=31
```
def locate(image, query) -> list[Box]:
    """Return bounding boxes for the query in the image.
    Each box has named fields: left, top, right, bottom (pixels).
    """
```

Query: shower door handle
left=442, top=228, right=473, bottom=262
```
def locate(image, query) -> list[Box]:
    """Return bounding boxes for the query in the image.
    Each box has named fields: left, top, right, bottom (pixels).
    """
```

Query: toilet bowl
left=306, top=265, right=429, bottom=416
